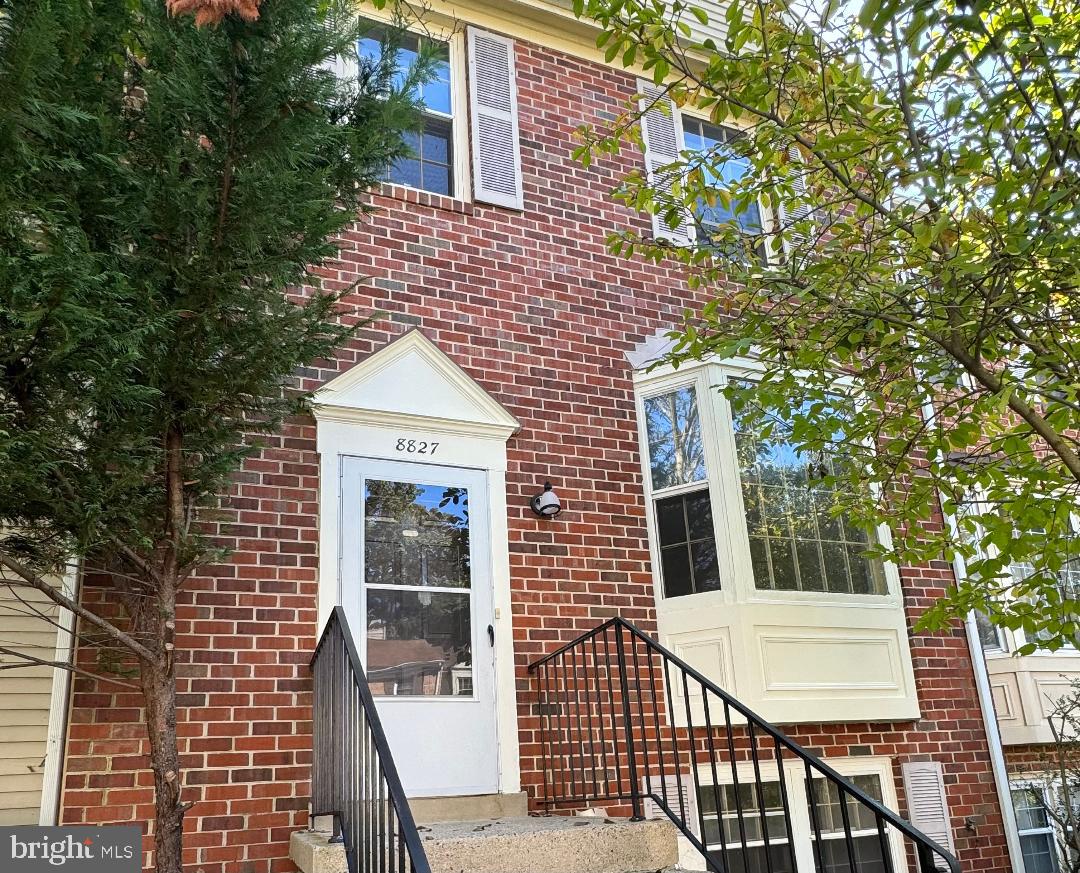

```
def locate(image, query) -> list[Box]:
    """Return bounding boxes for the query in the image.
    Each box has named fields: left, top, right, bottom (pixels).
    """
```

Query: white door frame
left=312, top=330, right=521, bottom=796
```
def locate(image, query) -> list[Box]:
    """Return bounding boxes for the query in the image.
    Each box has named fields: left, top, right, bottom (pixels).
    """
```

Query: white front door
left=341, top=456, right=500, bottom=797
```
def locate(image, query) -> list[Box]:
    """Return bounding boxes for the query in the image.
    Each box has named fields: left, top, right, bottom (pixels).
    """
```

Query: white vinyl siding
left=0, top=583, right=66, bottom=825
left=467, top=28, right=524, bottom=210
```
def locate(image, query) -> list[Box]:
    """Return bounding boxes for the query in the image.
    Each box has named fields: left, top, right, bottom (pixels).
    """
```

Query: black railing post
left=614, top=621, right=644, bottom=821
left=918, top=843, right=941, bottom=873
left=310, top=608, right=432, bottom=873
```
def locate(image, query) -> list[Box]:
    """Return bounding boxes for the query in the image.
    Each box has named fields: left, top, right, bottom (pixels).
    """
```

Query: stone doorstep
left=411, top=792, right=530, bottom=823
left=290, top=815, right=680, bottom=873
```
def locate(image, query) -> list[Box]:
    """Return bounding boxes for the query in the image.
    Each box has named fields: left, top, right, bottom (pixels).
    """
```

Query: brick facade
left=58, top=31, right=1011, bottom=873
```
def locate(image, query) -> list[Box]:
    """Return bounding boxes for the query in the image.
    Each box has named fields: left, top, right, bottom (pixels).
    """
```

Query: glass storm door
left=340, top=457, right=499, bottom=797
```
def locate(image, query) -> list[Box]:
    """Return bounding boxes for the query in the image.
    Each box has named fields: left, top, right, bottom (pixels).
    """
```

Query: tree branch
left=0, top=553, right=155, bottom=662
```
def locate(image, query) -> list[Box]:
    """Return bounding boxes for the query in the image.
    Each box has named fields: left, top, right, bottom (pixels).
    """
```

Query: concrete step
left=411, top=792, right=529, bottom=823
left=291, top=814, right=679, bottom=873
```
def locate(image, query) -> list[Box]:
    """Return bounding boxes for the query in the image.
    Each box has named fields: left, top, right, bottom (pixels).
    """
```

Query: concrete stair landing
left=291, top=814, right=679, bottom=873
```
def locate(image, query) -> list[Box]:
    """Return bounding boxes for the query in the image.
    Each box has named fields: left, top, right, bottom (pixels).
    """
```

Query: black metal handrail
left=529, top=617, right=961, bottom=873
left=311, top=607, right=432, bottom=873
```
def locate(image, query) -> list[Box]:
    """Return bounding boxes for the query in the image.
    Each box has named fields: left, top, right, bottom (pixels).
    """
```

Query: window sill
left=372, top=182, right=475, bottom=216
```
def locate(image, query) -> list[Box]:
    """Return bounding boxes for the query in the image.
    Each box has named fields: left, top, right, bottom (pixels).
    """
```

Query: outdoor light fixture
left=530, top=481, right=562, bottom=518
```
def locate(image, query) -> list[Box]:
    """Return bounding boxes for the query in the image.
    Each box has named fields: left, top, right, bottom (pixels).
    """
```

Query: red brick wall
left=58, top=32, right=1011, bottom=873
left=1005, top=743, right=1064, bottom=775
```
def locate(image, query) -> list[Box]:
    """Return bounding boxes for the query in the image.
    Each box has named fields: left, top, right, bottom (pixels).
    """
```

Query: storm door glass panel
left=731, top=383, right=887, bottom=596
left=806, top=774, right=888, bottom=873
left=363, top=480, right=473, bottom=697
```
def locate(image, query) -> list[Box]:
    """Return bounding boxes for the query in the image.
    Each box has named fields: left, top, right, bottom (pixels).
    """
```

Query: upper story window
left=638, top=365, right=891, bottom=601
left=360, top=29, right=455, bottom=197
left=731, top=388, right=887, bottom=596
left=681, top=118, right=763, bottom=252
left=974, top=513, right=1080, bottom=653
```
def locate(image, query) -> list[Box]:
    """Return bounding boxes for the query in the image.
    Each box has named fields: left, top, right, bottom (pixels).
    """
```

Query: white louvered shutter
left=467, top=28, right=523, bottom=210
left=638, top=80, right=694, bottom=245
left=901, top=761, right=955, bottom=852
left=778, top=143, right=814, bottom=256
left=642, top=774, right=698, bottom=835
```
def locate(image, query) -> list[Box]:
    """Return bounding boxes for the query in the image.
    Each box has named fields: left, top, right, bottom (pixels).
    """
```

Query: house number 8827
left=395, top=438, right=439, bottom=455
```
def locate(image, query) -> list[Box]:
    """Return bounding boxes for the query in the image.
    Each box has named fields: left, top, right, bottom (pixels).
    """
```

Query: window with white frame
left=1012, top=783, right=1060, bottom=873
left=730, top=384, right=887, bottom=596
left=696, top=763, right=895, bottom=873
left=974, top=609, right=1007, bottom=652
left=639, top=367, right=890, bottom=600
left=681, top=117, right=764, bottom=257
left=644, top=385, right=721, bottom=598
left=805, top=774, right=890, bottom=873
left=359, top=27, right=456, bottom=196
left=1012, top=520, right=1080, bottom=651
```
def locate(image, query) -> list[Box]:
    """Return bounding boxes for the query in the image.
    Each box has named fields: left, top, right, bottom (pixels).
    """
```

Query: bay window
left=640, top=366, right=890, bottom=602
left=636, top=360, right=916, bottom=724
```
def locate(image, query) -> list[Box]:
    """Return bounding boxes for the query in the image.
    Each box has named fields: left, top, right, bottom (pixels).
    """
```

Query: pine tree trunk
left=142, top=647, right=184, bottom=873
left=138, top=556, right=185, bottom=873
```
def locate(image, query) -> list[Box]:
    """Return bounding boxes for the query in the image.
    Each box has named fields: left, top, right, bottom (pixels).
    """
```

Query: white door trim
left=313, top=331, right=520, bottom=796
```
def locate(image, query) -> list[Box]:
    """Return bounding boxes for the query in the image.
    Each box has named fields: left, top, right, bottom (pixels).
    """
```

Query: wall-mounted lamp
left=530, top=481, right=562, bottom=518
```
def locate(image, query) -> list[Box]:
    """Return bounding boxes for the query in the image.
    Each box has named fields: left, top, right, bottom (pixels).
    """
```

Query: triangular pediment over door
left=312, top=329, right=519, bottom=438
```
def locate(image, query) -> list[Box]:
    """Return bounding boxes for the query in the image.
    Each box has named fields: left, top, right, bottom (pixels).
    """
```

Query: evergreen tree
left=0, top=1, right=421, bottom=868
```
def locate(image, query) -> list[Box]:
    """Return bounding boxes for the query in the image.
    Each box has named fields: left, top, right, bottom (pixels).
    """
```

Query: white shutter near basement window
left=642, top=773, right=697, bottom=835
left=779, top=143, right=815, bottom=256
left=638, top=80, right=695, bottom=246
left=901, top=761, right=956, bottom=853
left=467, top=28, right=523, bottom=210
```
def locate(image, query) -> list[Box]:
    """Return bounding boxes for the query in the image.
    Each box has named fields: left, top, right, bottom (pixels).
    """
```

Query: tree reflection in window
left=731, top=383, right=887, bottom=596
left=645, top=386, right=706, bottom=490
left=363, top=479, right=474, bottom=696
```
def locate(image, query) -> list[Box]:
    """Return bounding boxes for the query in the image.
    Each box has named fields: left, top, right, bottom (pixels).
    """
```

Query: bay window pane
left=732, top=386, right=887, bottom=596
left=645, top=386, right=706, bottom=490
left=655, top=489, right=720, bottom=598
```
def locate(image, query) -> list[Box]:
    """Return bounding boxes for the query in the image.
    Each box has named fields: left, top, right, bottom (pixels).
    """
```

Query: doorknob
left=487, top=624, right=495, bottom=647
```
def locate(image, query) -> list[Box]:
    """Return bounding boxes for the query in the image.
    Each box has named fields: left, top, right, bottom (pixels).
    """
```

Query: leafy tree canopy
left=572, top=0, right=1080, bottom=651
